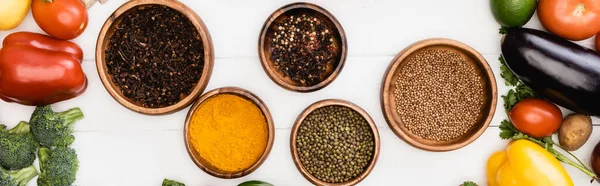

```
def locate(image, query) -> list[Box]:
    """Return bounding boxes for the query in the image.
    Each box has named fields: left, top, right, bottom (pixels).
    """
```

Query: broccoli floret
left=0, top=165, right=38, bottom=186
left=30, top=106, right=84, bottom=147
left=38, top=147, right=78, bottom=186
left=163, top=178, right=185, bottom=186
left=0, top=121, right=39, bottom=170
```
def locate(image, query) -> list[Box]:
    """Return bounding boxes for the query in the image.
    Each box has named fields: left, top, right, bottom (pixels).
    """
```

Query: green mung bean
left=296, top=105, right=374, bottom=183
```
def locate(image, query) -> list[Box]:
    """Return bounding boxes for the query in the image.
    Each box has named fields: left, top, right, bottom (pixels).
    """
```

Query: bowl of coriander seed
left=290, top=99, right=380, bottom=186
left=258, top=2, right=347, bottom=92
left=381, top=38, right=497, bottom=152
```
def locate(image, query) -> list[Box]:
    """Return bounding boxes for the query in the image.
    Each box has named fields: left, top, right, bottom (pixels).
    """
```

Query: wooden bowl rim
left=380, top=38, right=498, bottom=152
left=290, top=99, right=380, bottom=186
left=258, top=2, right=348, bottom=93
left=183, top=86, right=275, bottom=179
left=95, top=0, right=214, bottom=115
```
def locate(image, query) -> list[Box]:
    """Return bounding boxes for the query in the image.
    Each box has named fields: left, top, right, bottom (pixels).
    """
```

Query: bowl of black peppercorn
left=290, top=99, right=380, bottom=186
left=96, top=0, right=214, bottom=115
left=259, top=2, right=347, bottom=92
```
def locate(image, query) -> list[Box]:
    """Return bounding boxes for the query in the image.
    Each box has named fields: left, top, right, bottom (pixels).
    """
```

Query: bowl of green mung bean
left=290, top=99, right=380, bottom=186
left=381, top=38, right=497, bottom=152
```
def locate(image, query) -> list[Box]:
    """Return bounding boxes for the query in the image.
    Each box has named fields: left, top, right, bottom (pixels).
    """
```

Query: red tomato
left=32, top=0, right=88, bottom=40
left=509, top=98, right=563, bottom=138
left=538, top=0, right=600, bottom=41
left=596, top=33, right=600, bottom=52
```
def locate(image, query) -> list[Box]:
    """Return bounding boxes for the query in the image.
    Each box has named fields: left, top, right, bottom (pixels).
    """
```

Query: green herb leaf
left=515, top=83, right=537, bottom=98
left=542, top=136, right=555, bottom=145
left=462, top=181, right=478, bottom=186
left=499, top=120, right=517, bottom=139
left=513, top=132, right=528, bottom=140
left=499, top=56, right=518, bottom=86
left=502, top=89, right=517, bottom=113
left=502, top=84, right=538, bottom=113
left=238, top=180, right=274, bottom=186
left=499, top=27, right=507, bottom=35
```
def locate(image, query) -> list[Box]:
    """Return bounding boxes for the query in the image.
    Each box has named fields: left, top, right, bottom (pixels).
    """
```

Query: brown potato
left=558, top=114, right=592, bottom=151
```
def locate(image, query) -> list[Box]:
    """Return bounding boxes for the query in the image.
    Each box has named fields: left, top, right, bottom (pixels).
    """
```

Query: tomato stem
left=42, top=0, right=53, bottom=3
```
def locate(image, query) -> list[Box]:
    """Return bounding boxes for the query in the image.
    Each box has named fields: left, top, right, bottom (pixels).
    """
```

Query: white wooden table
left=1, top=0, right=599, bottom=185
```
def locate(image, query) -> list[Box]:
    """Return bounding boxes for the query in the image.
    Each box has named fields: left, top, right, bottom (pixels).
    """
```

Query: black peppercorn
left=270, top=14, right=338, bottom=86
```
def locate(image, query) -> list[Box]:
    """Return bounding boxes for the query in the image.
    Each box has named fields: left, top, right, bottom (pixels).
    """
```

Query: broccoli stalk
left=6, top=121, right=30, bottom=134
left=30, top=106, right=84, bottom=147
left=38, top=147, right=79, bottom=186
left=163, top=178, right=186, bottom=186
left=0, top=121, right=39, bottom=170
left=0, top=165, right=38, bottom=186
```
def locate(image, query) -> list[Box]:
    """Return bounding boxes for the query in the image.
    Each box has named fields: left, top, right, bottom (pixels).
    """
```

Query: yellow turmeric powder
left=189, top=94, right=268, bottom=173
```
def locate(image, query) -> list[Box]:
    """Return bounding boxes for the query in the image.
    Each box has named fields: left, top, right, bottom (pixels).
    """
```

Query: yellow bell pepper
left=486, top=140, right=573, bottom=186
left=0, top=0, right=31, bottom=30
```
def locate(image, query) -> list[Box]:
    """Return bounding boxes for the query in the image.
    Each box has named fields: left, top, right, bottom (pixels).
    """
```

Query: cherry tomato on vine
left=32, top=0, right=88, bottom=40
left=509, top=98, right=563, bottom=138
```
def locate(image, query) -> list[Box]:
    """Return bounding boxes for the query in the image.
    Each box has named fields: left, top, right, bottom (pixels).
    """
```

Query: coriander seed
left=394, top=49, right=485, bottom=141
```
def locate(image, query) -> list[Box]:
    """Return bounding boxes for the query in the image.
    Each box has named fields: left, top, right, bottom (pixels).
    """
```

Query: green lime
left=490, top=0, right=537, bottom=28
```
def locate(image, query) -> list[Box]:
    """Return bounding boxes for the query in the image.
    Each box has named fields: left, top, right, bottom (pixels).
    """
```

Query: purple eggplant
left=501, top=27, right=600, bottom=116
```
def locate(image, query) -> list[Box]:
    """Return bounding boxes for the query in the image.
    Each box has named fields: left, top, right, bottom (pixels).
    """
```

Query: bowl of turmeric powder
left=183, top=87, right=275, bottom=178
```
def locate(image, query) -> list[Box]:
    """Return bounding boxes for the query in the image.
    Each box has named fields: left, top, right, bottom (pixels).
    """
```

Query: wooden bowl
left=258, top=2, right=347, bottom=92
left=183, top=87, right=275, bottom=179
left=95, top=0, right=214, bottom=115
left=290, top=99, right=380, bottom=186
left=381, top=38, right=497, bottom=152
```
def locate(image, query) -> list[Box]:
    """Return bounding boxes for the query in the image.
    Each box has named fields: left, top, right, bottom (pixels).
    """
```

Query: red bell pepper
left=0, top=32, right=87, bottom=106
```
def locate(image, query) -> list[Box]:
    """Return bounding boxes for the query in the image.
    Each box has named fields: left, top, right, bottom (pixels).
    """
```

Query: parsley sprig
left=461, top=181, right=477, bottom=186
left=499, top=120, right=596, bottom=179
left=502, top=84, right=537, bottom=113
left=498, top=55, right=538, bottom=112
left=498, top=56, right=598, bottom=181
left=499, top=56, right=518, bottom=86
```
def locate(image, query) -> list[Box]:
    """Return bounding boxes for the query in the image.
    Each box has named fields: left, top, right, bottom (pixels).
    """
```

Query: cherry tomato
left=596, top=33, right=600, bottom=52
left=32, top=0, right=88, bottom=40
left=538, top=0, right=600, bottom=41
left=509, top=98, right=563, bottom=138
